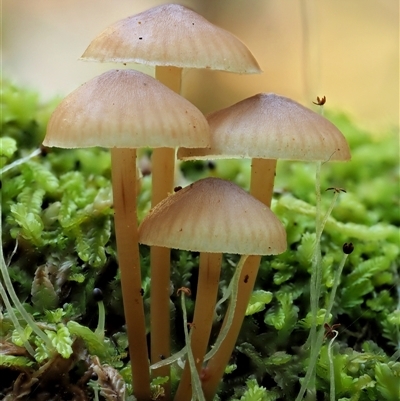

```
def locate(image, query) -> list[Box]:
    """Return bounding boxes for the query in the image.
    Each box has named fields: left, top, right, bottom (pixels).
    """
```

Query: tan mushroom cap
left=81, top=4, right=261, bottom=74
left=178, top=93, right=351, bottom=162
left=43, top=69, right=209, bottom=149
left=138, top=177, right=287, bottom=255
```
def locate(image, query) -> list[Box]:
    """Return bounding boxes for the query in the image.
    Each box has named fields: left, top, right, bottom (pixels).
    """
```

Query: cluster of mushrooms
left=43, top=4, right=350, bottom=401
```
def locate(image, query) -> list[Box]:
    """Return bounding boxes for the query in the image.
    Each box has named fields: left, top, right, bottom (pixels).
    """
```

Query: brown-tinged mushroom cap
left=43, top=69, right=209, bottom=149
left=178, top=93, right=351, bottom=162
left=81, top=4, right=261, bottom=74
left=138, top=177, right=287, bottom=255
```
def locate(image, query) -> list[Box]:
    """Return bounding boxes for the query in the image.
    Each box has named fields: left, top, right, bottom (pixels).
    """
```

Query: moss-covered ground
left=1, top=80, right=399, bottom=400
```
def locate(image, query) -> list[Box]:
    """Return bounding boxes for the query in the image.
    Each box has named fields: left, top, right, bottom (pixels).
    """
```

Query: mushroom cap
left=178, top=93, right=351, bottom=162
left=43, top=69, right=209, bottom=149
left=81, top=4, right=261, bottom=74
left=138, top=177, right=287, bottom=255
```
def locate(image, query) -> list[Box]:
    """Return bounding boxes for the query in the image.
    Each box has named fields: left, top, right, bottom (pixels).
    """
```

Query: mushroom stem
left=250, top=158, right=277, bottom=204
left=149, top=66, right=182, bottom=393
left=201, top=256, right=259, bottom=400
left=149, top=148, right=174, bottom=383
left=111, top=148, right=150, bottom=401
left=151, top=147, right=176, bottom=206
left=174, top=252, right=222, bottom=401
left=155, top=66, right=182, bottom=93
left=201, top=158, right=277, bottom=400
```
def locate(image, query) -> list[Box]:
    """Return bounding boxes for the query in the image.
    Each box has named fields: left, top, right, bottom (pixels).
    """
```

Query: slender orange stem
left=201, top=255, right=260, bottom=400
left=250, top=158, right=277, bottom=203
left=111, top=148, right=150, bottom=401
left=202, top=158, right=277, bottom=400
left=174, top=252, right=223, bottom=401
left=150, top=66, right=182, bottom=397
left=151, top=147, right=176, bottom=206
left=150, top=148, right=175, bottom=381
left=149, top=244, right=171, bottom=379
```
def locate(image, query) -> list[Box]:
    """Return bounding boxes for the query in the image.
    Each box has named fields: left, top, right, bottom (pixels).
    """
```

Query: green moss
left=1, top=80, right=399, bottom=400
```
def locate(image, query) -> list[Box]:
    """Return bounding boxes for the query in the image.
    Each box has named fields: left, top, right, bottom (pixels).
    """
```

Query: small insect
left=243, top=275, right=249, bottom=283
left=159, top=354, right=165, bottom=360
left=140, top=288, right=144, bottom=296
left=174, top=186, right=182, bottom=192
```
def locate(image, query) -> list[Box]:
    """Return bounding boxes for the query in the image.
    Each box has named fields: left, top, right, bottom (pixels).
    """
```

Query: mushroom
left=81, top=4, right=262, bottom=382
left=43, top=69, right=209, bottom=401
left=81, top=4, right=261, bottom=73
left=178, top=93, right=351, bottom=400
left=138, top=178, right=286, bottom=401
